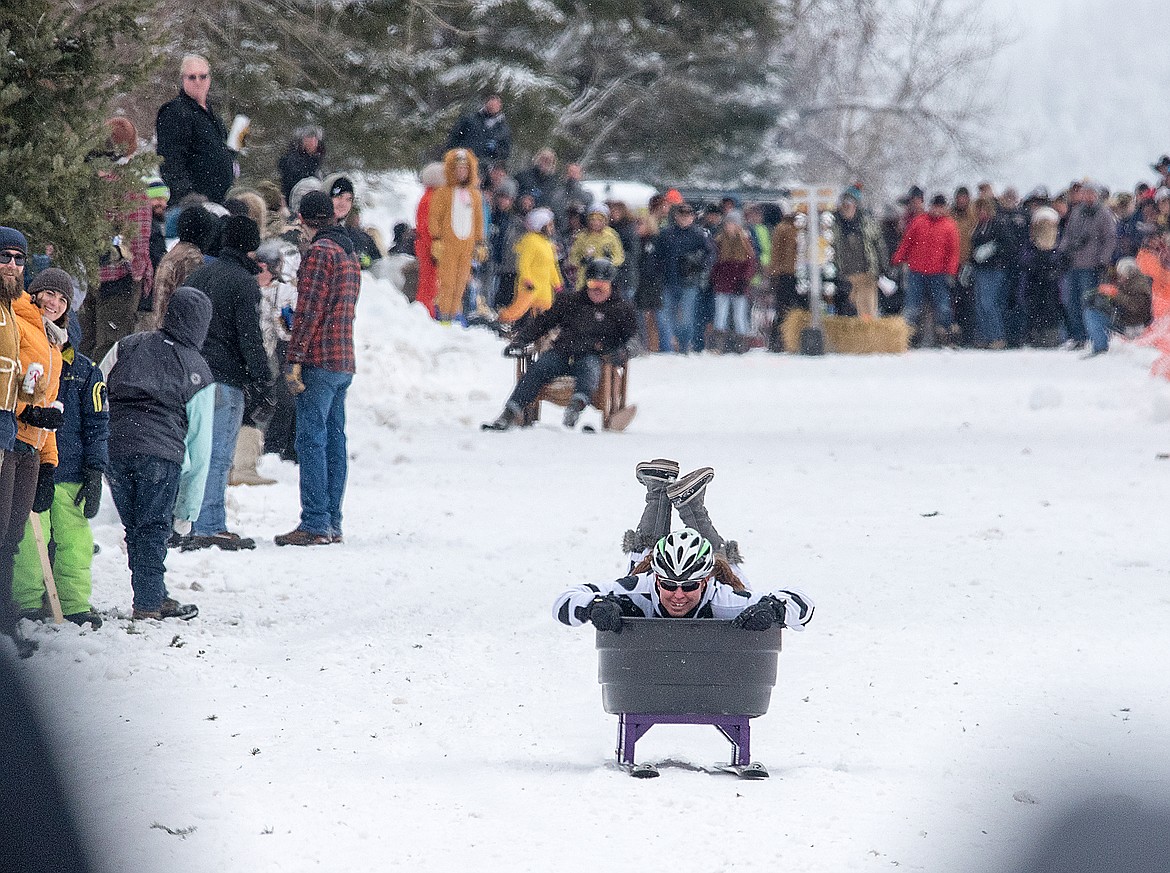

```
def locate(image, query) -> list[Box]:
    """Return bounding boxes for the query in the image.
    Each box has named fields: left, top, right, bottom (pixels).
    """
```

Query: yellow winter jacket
left=13, top=292, right=60, bottom=465
left=568, top=227, right=625, bottom=289
left=499, top=232, right=563, bottom=324
left=0, top=299, right=22, bottom=413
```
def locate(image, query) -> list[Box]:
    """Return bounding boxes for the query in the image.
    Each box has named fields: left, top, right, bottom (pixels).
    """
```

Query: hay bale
left=781, top=310, right=910, bottom=354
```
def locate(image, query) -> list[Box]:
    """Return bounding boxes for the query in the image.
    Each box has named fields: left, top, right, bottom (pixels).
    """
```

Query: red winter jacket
left=892, top=213, right=960, bottom=276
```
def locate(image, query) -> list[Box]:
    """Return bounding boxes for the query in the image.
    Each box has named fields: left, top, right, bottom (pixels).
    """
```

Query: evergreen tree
left=134, top=0, right=785, bottom=187
left=0, top=0, right=157, bottom=280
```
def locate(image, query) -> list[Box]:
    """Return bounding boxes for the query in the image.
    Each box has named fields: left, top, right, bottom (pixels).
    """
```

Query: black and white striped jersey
left=553, top=569, right=815, bottom=630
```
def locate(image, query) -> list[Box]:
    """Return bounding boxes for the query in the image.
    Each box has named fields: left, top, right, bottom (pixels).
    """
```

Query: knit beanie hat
left=177, top=206, right=211, bottom=248
left=28, top=267, right=74, bottom=304
left=299, top=190, right=335, bottom=226
left=222, top=215, right=260, bottom=253
left=146, top=178, right=170, bottom=200
left=0, top=227, right=28, bottom=256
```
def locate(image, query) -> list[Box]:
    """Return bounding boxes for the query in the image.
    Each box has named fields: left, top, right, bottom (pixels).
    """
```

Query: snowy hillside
left=12, top=278, right=1170, bottom=872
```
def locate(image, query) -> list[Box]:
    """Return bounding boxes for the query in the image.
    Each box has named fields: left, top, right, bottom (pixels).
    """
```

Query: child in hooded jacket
left=100, top=285, right=214, bottom=620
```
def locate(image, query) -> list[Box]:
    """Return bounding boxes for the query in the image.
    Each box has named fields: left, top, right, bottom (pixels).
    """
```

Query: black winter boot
left=4, top=625, right=38, bottom=658
left=635, top=458, right=679, bottom=487
left=667, top=467, right=726, bottom=553
left=483, top=402, right=522, bottom=431
left=629, top=458, right=679, bottom=551
left=562, top=396, right=587, bottom=428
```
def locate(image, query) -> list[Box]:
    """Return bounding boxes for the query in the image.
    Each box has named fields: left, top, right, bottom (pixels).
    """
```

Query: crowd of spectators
left=401, top=98, right=1170, bottom=361
left=1, top=53, right=373, bottom=654
left=5, top=65, right=1170, bottom=653
left=427, top=160, right=1169, bottom=359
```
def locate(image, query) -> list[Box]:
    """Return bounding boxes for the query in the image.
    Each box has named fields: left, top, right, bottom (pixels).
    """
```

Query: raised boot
left=625, top=458, right=679, bottom=552
left=667, top=467, right=726, bottom=554
left=635, top=458, right=679, bottom=487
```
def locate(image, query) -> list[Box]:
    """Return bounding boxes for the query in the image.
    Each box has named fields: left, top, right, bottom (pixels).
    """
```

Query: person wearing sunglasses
left=155, top=53, right=236, bottom=206
left=553, top=526, right=813, bottom=631
left=553, top=459, right=814, bottom=631
left=0, top=227, right=37, bottom=656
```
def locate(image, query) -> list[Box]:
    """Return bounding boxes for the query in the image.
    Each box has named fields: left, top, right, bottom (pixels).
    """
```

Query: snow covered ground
left=12, top=277, right=1170, bottom=872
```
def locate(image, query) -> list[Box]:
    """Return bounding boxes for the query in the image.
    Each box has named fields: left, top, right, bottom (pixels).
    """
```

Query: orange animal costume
left=413, top=162, right=447, bottom=318
left=428, top=149, right=485, bottom=321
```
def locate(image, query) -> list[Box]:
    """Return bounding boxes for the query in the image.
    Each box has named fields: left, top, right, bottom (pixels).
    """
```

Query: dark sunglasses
left=185, top=73, right=210, bottom=81
left=0, top=252, right=25, bottom=266
left=656, top=578, right=703, bottom=593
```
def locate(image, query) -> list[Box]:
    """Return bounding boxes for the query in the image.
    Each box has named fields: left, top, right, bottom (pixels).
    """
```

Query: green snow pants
left=12, top=481, right=94, bottom=616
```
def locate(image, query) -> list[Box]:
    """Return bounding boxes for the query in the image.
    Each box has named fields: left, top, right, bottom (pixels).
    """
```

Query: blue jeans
left=192, top=383, right=245, bottom=536
left=1083, top=305, right=1111, bottom=353
left=656, top=283, right=700, bottom=353
left=904, top=272, right=955, bottom=332
left=1064, top=268, right=1096, bottom=343
left=713, top=294, right=751, bottom=335
left=108, top=455, right=181, bottom=613
left=508, top=350, right=602, bottom=408
left=295, top=367, right=352, bottom=536
left=974, top=268, right=1008, bottom=344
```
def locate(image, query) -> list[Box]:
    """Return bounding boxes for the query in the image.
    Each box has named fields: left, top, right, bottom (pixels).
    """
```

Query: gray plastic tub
left=596, top=618, right=783, bottom=716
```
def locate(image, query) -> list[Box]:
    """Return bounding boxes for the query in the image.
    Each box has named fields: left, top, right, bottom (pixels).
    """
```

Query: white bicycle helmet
left=651, top=528, right=715, bottom=582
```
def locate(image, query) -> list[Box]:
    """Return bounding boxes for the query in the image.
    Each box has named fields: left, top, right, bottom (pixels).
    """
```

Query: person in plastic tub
left=553, top=460, right=814, bottom=631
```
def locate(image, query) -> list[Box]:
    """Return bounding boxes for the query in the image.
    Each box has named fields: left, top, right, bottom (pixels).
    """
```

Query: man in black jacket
left=155, top=54, right=236, bottom=205
left=182, top=216, right=271, bottom=550
left=445, top=95, right=512, bottom=169
left=484, top=259, right=637, bottom=431
left=278, top=125, right=325, bottom=204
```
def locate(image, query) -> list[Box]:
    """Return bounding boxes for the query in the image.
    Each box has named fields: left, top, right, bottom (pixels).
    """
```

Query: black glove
left=73, top=467, right=103, bottom=519
left=244, top=381, right=277, bottom=429
left=19, top=404, right=64, bottom=431
left=586, top=595, right=624, bottom=633
left=503, top=342, right=528, bottom=358
left=732, top=596, right=785, bottom=631
left=32, top=463, right=56, bottom=513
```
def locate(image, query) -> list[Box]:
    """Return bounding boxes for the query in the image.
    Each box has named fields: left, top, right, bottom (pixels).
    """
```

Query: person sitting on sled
left=483, top=257, right=637, bottom=431
left=552, top=459, right=815, bottom=631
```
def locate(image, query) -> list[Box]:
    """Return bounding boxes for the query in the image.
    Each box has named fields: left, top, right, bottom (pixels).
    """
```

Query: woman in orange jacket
left=0, top=285, right=64, bottom=629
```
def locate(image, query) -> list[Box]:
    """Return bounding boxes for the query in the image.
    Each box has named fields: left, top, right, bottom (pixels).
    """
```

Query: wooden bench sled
left=514, top=346, right=637, bottom=431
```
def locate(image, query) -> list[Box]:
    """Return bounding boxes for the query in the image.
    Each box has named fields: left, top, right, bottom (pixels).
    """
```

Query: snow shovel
left=29, top=513, right=64, bottom=624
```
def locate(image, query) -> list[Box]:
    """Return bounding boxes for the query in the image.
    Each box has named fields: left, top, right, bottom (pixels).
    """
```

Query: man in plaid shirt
left=80, top=120, right=155, bottom=364
left=275, top=190, right=362, bottom=547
